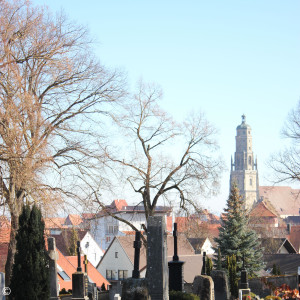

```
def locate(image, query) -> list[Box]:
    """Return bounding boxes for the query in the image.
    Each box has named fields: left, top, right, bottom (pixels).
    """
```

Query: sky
left=31, top=0, right=300, bottom=214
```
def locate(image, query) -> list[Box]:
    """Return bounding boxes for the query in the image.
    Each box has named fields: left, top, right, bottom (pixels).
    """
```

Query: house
left=259, top=186, right=300, bottom=218
left=97, top=234, right=202, bottom=284
left=264, top=254, right=300, bottom=275
left=188, top=237, right=214, bottom=254
left=55, top=247, right=110, bottom=291
left=249, top=201, right=279, bottom=228
left=87, top=200, right=173, bottom=250
left=259, top=238, right=297, bottom=254
left=44, top=217, right=66, bottom=235
left=64, top=214, right=83, bottom=228
left=51, top=229, right=104, bottom=268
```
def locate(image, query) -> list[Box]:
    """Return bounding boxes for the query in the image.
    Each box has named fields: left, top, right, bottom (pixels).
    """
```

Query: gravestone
left=72, top=241, right=89, bottom=300
left=147, top=216, right=168, bottom=300
left=193, top=275, right=215, bottom=300
left=121, top=278, right=150, bottom=300
left=48, top=237, right=59, bottom=300
left=168, top=223, right=185, bottom=291
left=211, top=270, right=230, bottom=300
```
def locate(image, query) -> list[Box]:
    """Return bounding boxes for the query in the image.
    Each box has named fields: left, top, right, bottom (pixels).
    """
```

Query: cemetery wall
left=249, top=275, right=297, bottom=297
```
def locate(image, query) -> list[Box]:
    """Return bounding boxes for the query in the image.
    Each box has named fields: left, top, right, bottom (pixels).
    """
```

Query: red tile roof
left=64, top=214, right=83, bottom=226
left=0, top=228, right=10, bottom=243
left=66, top=256, right=110, bottom=289
left=259, top=186, right=300, bottom=216
left=44, top=217, right=66, bottom=229
left=110, top=200, right=128, bottom=211
left=289, top=225, right=300, bottom=253
left=0, top=243, right=8, bottom=273
left=250, top=202, right=278, bottom=218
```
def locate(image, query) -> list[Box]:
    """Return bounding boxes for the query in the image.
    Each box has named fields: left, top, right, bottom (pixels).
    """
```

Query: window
left=106, top=270, right=112, bottom=280
left=118, top=270, right=128, bottom=280
left=106, top=236, right=111, bottom=243
left=248, top=156, right=251, bottom=165
left=250, top=178, right=252, bottom=186
left=58, top=271, right=71, bottom=281
left=115, top=252, right=118, bottom=258
left=114, top=225, right=118, bottom=234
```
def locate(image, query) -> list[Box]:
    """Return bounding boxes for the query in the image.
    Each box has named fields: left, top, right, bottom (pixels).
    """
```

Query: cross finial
left=242, top=114, right=246, bottom=123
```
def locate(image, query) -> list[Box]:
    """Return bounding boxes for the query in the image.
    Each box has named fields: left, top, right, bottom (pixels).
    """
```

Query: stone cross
left=240, top=255, right=249, bottom=289
left=84, top=255, right=88, bottom=274
left=77, top=241, right=82, bottom=272
left=147, top=216, right=168, bottom=300
left=202, top=251, right=207, bottom=275
left=132, top=231, right=142, bottom=279
left=48, top=237, right=59, bottom=300
left=168, top=222, right=184, bottom=291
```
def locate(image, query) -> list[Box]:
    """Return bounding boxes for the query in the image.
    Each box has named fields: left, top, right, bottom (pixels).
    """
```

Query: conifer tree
left=214, top=183, right=264, bottom=276
left=10, top=204, right=49, bottom=300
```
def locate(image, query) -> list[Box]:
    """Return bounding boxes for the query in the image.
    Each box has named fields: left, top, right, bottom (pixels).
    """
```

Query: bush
left=169, top=291, right=200, bottom=300
left=59, top=288, right=72, bottom=295
left=265, top=296, right=281, bottom=300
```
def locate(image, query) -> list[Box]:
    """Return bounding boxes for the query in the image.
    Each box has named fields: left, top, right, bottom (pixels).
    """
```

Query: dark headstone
left=193, top=275, right=215, bottom=300
left=202, top=251, right=207, bottom=275
left=211, top=270, right=230, bottom=300
left=121, top=278, right=150, bottom=300
left=48, top=237, right=59, bottom=300
left=147, top=216, right=168, bottom=300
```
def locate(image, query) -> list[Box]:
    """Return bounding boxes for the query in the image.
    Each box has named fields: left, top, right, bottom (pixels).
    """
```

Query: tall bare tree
left=269, top=100, right=300, bottom=183
left=92, top=81, right=223, bottom=222
left=0, top=0, right=124, bottom=284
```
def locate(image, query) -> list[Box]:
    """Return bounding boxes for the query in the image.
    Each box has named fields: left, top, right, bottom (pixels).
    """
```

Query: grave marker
left=48, top=237, right=59, bottom=300
left=147, top=216, right=168, bottom=300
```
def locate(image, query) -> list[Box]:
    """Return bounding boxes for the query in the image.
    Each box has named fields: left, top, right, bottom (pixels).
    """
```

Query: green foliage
left=10, top=204, right=50, bottom=300
left=206, top=257, right=213, bottom=276
left=265, top=296, right=282, bottom=300
left=169, top=291, right=200, bottom=300
left=214, top=183, right=264, bottom=276
left=272, top=263, right=281, bottom=276
left=216, top=247, right=222, bottom=270
left=101, top=283, right=106, bottom=291
left=226, top=254, right=238, bottom=298
left=59, top=288, right=72, bottom=295
left=67, top=227, right=79, bottom=256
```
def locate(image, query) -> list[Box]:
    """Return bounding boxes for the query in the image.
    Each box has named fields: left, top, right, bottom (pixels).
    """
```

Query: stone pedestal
left=121, top=278, right=150, bottom=300
left=168, top=260, right=185, bottom=291
left=72, top=272, right=89, bottom=300
left=147, top=216, right=168, bottom=300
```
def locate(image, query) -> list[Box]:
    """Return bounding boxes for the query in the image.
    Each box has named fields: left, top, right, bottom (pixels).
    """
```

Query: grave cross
left=83, top=255, right=88, bottom=274
left=132, top=231, right=142, bottom=278
left=202, top=251, right=207, bottom=275
left=240, top=254, right=249, bottom=289
left=77, top=241, right=82, bottom=272
left=173, top=223, right=179, bottom=261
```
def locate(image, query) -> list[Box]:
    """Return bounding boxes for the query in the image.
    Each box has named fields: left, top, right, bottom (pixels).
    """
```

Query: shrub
left=169, top=290, right=200, bottom=300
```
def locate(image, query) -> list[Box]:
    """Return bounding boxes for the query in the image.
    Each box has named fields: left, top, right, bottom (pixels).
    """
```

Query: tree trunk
left=5, top=212, right=19, bottom=287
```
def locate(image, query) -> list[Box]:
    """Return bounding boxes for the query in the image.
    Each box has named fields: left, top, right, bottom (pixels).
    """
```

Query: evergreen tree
left=216, top=247, right=222, bottom=270
left=10, top=205, right=49, bottom=300
left=206, top=257, right=213, bottom=276
left=67, top=227, right=79, bottom=256
left=214, top=183, right=264, bottom=276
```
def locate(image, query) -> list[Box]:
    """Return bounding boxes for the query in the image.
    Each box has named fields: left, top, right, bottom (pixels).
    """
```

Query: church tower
left=230, top=115, right=259, bottom=210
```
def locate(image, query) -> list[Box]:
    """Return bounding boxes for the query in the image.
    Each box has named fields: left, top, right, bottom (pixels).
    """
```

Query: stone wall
left=249, top=275, right=297, bottom=298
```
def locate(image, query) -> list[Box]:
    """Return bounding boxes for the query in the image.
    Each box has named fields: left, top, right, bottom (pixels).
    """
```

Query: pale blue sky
left=32, top=0, right=300, bottom=214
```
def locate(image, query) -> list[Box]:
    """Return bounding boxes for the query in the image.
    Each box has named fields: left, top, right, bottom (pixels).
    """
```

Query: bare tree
left=269, top=100, right=300, bottom=183
left=0, top=0, right=124, bottom=284
left=94, top=81, right=224, bottom=222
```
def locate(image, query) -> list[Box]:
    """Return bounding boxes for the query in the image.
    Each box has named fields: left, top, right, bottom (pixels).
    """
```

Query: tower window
left=250, top=179, right=252, bottom=186
left=249, top=156, right=251, bottom=165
